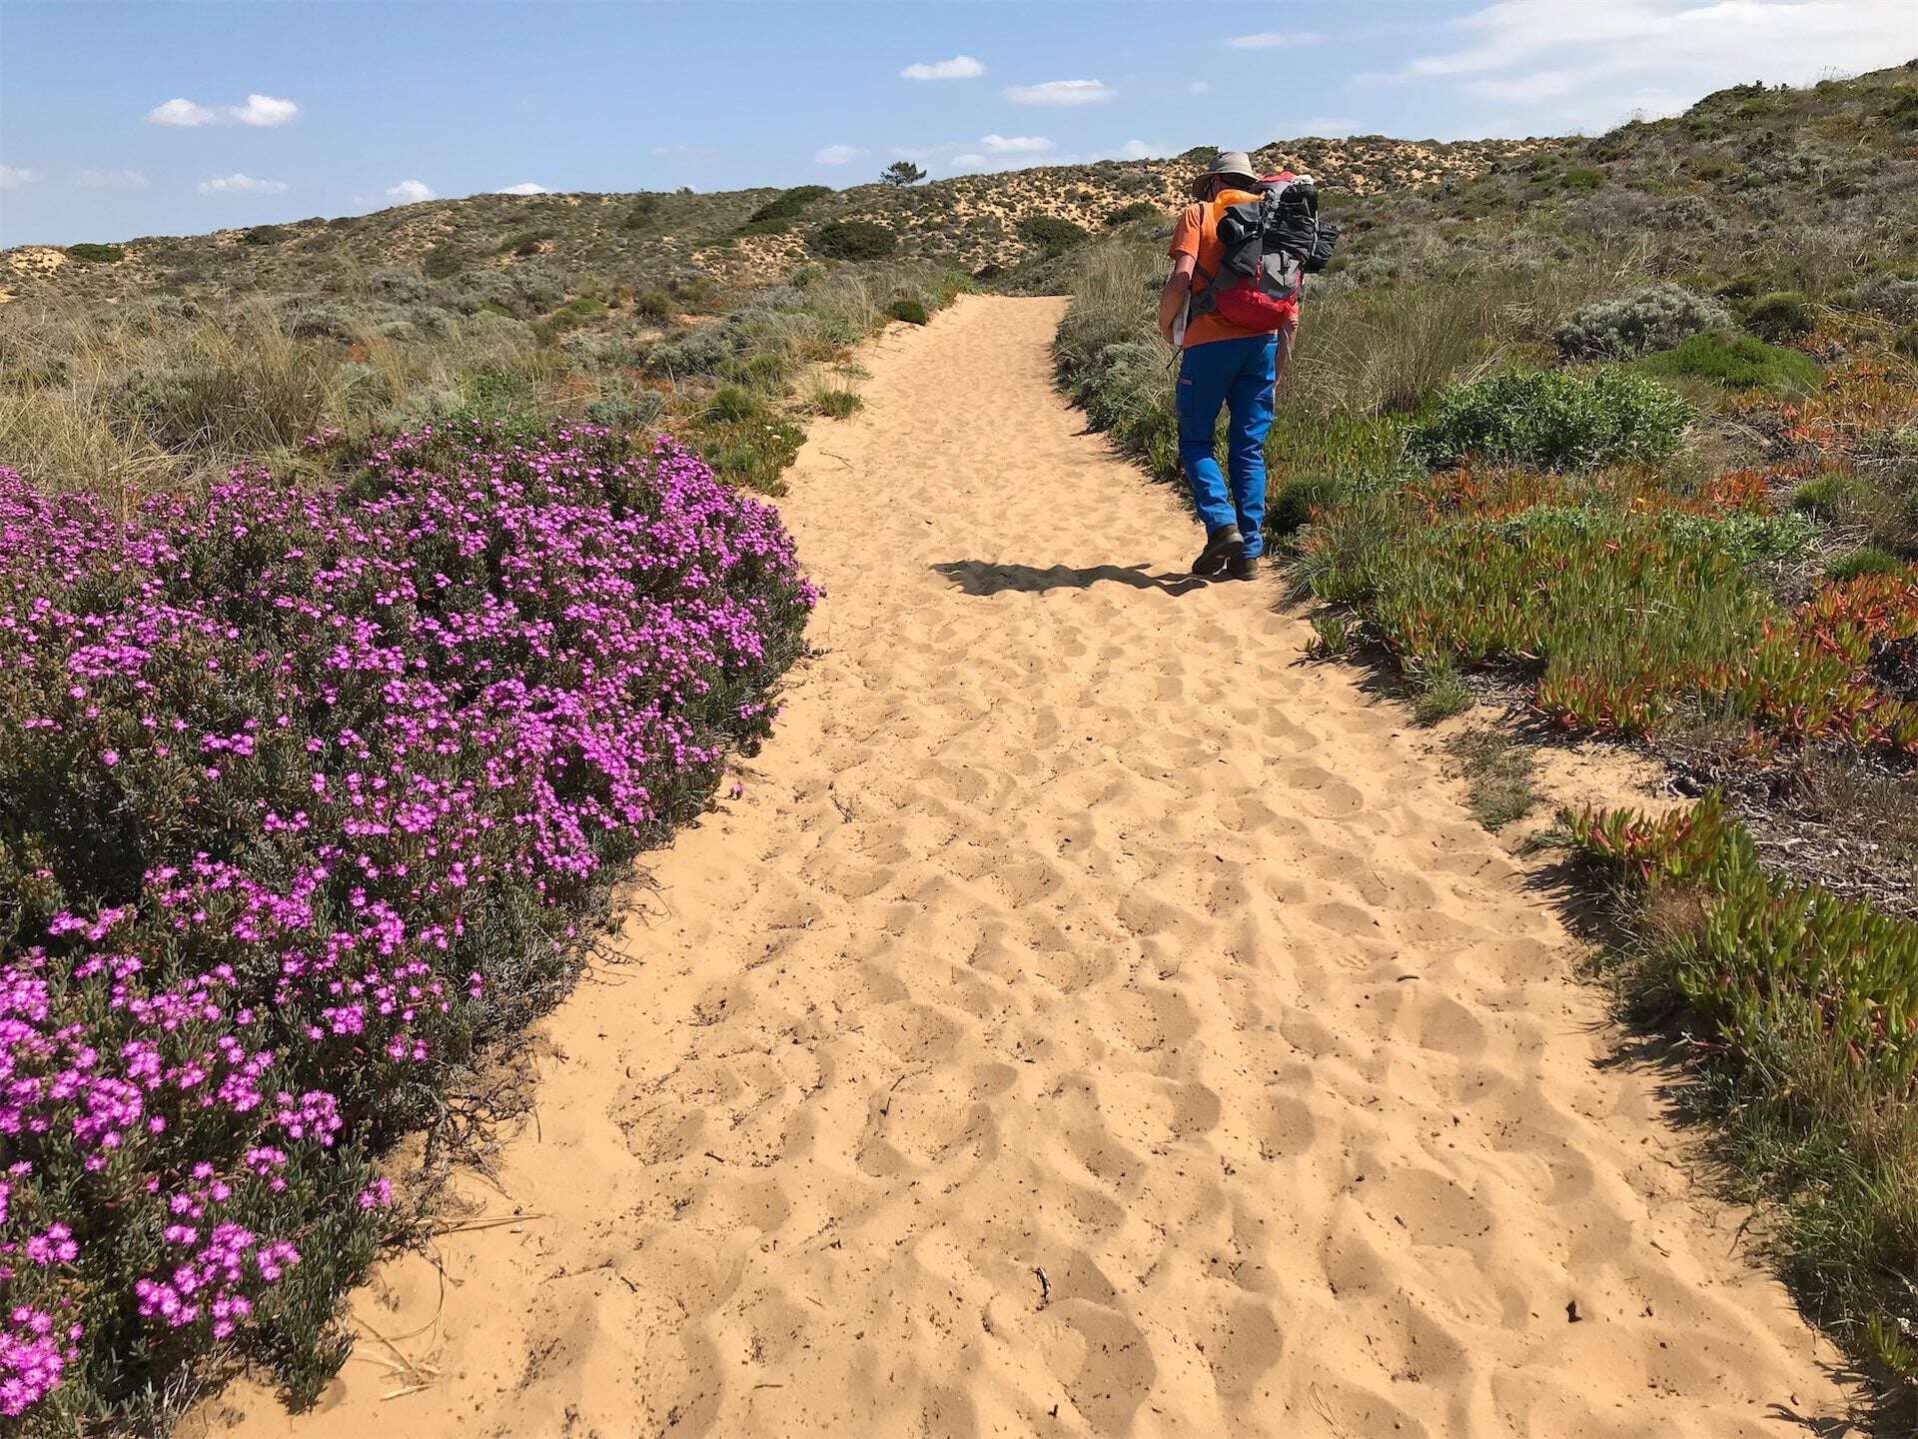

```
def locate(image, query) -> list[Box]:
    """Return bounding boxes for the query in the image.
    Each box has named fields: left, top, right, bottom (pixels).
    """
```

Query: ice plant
left=0, top=423, right=813, bottom=1425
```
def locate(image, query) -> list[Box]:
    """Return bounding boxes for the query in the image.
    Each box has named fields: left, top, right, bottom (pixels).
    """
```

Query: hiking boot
left=1192, top=525, right=1244, bottom=576
left=1227, top=551, right=1261, bottom=581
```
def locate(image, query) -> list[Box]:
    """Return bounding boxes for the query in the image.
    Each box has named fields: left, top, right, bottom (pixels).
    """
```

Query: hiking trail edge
left=213, top=295, right=1851, bottom=1438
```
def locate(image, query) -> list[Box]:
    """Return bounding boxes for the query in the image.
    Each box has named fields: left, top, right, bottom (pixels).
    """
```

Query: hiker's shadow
left=932, top=560, right=1209, bottom=597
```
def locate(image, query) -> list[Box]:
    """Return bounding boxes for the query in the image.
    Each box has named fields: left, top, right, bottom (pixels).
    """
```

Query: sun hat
left=1190, top=150, right=1261, bottom=200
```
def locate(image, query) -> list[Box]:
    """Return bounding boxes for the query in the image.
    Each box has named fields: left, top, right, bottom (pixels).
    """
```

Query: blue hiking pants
left=1175, top=329, right=1291, bottom=558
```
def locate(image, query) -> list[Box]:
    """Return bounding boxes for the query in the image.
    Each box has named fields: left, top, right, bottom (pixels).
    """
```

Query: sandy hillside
left=208, top=297, right=1851, bottom=1438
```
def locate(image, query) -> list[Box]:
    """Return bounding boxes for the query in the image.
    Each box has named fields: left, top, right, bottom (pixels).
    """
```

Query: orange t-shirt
left=1168, top=187, right=1296, bottom=349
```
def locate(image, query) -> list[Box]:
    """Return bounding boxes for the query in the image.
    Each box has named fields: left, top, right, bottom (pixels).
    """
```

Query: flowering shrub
left=0, top=423, right=813, bottom=1428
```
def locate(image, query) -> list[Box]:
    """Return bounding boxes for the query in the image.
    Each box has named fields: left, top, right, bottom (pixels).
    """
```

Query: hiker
left=1158, top=150, right=1315, bottom=582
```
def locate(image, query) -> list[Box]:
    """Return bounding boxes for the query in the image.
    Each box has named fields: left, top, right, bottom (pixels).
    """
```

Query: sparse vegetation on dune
left=1055, top=61, right=1918, bottom=1417
left=0, top=254, right=967, bottom=507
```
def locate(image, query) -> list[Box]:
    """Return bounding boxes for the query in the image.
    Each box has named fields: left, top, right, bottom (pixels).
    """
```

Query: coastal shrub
left=1106, top=201, right=1161, bottom=228
left=620, top=194, right=661, bottom=230
left=0, top=425, right=813, bottom=1428
left=810, top=220, right=896, bottom=261
left=1854, top=275, right=1918, bottom=325
left=644, top=326, right=737, bottom=376
left=1270, top=474, right=1350, bottom=535
left=740, top=185, right=833, bottom=235
left=241, top=225, right=289, bottom=246
left=706, top=384, right=761, bottom=422
left=1407, top=368, right=1693, bottom=469
left=1829, top=545, right=1902, bottom=581
left=631, top=288, right=674, bottom=321
left=421, top=245, right=466, bottom=279
left=1636, top=332, right=1820, bottom=393
left=500, top=230, right=552, bottom=258
left=583, top=390, right=665, bottom=429
left=1790, top=470, right=1875, bottom=523
left=63, top=244, right=123, bottom=264
left=1555, top=284, right=1733, bottom=360
left=1016, top=215, right=1091, bottom=258
left=278, top=301, right=358, bottom=343
left=886, top=298, right=929, bottom=325
left=1738, top=288, right=1814, bottom=341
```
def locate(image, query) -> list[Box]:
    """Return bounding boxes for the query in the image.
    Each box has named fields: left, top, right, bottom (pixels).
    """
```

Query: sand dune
left=210, top=296, right=1851, bottom=1437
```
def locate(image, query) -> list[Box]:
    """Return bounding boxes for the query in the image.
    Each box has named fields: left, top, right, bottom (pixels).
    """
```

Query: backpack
left=1190, top=173, right=1341, bottom=331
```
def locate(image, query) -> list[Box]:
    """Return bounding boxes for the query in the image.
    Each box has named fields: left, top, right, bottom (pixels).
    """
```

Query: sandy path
left=217, top=296, right=1848, bottom=1438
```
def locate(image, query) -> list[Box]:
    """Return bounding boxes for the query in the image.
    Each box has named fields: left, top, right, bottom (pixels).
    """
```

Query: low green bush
left=1017, top=214, right=1092, bottom=258
left=620, top=194, right=661, bottom=230
left=1408, top=368, right=1693, bottom=470
left=1791, top=471, right=1875, bottom=522
left=584, top=391, right=665, bottom=428
left=1561, top=168, right=1605, bottom=191
left=740, top=185, right=833, bottom=234
left=422, top=245, right=466, bottom=278
left=886, top=298, right=929, bottom=325
left=64, top=243, right=124, bottom=264
left=1828, top=545, right=1903, bottom=581
left=241, top=225, right=290, bottom=246
left=1270, top=474, right=1350, bottom=535
left=1738, top=288, right=1814, bottom=340
left=631, top=288, right=674, bottom=321
left=501, top=230, right=552, bottom=257
left=810, top=220, right=897, bottom=260
left=1636, top=331, right=1819, bottom=392
left=645, top=327, right=737, bottom=376
left=706, top=384, right=762, bottom=423
left=1106, top=201, right=1162, bottom=228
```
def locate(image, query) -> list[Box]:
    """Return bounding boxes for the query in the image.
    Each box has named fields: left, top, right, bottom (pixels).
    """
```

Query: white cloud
left=813, top=143, right=863, bottom=165
left=149, top=98, right=218, bottom=127
left=980, top=133, right=1056, bottom=154
left=1399, top=0, right=1914, bottom=133
left=1187, top=80, right=1211, bottom=95
left=149, top=93, right=299, bottom=127
left=0, top=164, right=41, bottom=190
left=197, top=172, right=288, bottom=195
left=901, top=55, right=985, bottom=81
left=1227, top=31, right=1325, bottom=48
left=495, top=181, right=551, bottom=195
left=1114, top=139, right=1168, bottom=160
left=231, top=93, right=299, bottom=127
left=74, top=168, right=149, bottom=188
left=1002, top=79, right=1114, bottom=106
left=386, top=179, right=435, bottom=203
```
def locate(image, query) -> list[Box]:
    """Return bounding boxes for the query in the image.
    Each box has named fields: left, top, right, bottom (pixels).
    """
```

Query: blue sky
left=1, top=0, right=1911, bottom=246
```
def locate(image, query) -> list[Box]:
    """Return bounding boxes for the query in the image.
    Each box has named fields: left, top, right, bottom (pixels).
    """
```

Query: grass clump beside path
left=1571, top=796, right=1918, bottom=1391
left=0, top=423, right=814, bottom=1432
